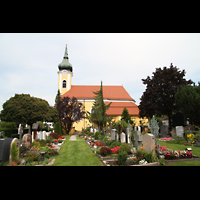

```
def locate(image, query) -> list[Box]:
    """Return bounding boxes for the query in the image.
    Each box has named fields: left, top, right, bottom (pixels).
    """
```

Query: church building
left=58, top=44, right=147, bottom=131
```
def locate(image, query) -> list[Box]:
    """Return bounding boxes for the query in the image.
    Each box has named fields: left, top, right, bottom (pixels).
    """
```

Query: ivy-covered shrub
left=109, top=141, right=121, bottom=148
left=49, top=132, right=59, bottom=139
left=100, top=147, right=112, bottom=156
left=118, top=143, right=131, bottom=154
left=94, top=131, right=103, bottom=140
left=117, top=151, right=128, bottom=166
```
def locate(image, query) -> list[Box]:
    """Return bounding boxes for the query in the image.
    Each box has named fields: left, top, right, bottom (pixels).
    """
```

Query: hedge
left=0, top=128, right=30, bottom=138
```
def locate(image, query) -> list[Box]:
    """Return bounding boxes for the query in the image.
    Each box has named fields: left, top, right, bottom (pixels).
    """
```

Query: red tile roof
left=61, top=85, right=135, bottom=101
left=61, top=85, right=139, bottom=116
left=105, top=101, right=139, bottom=116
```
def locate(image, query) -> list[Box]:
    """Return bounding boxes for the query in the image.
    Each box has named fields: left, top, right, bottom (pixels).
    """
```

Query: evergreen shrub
left=109, top=141, right=121, bottom=148
left=117, top=151, right=128, bottom=166
left=118, top=143, right=131, bottom=154
left=94, top=131, right=102, bottom=140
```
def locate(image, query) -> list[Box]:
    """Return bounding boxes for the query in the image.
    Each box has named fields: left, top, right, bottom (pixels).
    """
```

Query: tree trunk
left=29, top=123, right=33, bottom=137
left=168, top=113, right=172, bottom=135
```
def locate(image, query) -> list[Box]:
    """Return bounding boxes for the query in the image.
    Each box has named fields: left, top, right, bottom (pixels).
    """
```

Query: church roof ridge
left=61, top=85, right=135, bottom=102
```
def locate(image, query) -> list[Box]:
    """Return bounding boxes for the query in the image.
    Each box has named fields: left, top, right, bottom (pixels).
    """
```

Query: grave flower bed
left=58, top=135, right=66, bottom=140
left=111, top=146, right=119, bottom=154
left=157, top=145, right=194, bottom=160
left=17, top=136, right=66, bottom=166
left=92, top=142, right=101, bottom=146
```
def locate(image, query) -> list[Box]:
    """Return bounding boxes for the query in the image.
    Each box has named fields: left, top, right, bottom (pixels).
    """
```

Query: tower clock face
left=63, top=71, right=67, bottom=76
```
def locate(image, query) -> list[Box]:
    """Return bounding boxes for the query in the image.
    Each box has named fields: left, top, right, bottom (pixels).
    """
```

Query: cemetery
left=0, top=123, right=66, bottom=166
left=80, top=116, right=200, bottom=166
left=1, top=115, right=200, bottom=166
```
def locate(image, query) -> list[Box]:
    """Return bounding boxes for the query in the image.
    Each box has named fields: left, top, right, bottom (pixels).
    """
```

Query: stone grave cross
left=18, top=124, right=23, bottom=145
left=150, top=115, right=159, bottom=138
left=134, top=126, right=143, bottom=149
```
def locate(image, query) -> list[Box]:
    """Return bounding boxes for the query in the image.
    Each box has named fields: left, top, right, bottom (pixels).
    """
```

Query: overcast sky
left=0, top=33, right=200, bottom=111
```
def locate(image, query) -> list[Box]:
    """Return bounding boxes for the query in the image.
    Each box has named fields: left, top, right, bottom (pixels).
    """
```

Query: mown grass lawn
left=52, top=136, right=103, bottom=166
left=158, top=140, right=200, bottom=166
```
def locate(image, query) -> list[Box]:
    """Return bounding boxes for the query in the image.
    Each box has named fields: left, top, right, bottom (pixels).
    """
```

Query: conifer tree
left=55, top=89, right=61, bottom=107
left=86, top=81, right=112, bottom=131
left=121, top=107, right=133, bottom=124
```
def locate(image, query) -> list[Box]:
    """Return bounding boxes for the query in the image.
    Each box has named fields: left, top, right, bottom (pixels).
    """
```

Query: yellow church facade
left=58, top=44, right=148, bottom=132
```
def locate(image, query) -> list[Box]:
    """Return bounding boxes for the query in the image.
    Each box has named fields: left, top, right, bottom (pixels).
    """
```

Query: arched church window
left=63, top=80, right=66, bottom=88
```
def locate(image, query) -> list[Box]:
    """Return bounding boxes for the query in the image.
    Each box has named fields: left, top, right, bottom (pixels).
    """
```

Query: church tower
left=58, top=43, right=73, bottom=95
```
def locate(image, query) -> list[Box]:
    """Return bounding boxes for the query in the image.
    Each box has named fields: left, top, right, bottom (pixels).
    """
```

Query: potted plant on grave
left=10, top=142, right=19, bottom=166
left=54, top=140, right=58, bottom=145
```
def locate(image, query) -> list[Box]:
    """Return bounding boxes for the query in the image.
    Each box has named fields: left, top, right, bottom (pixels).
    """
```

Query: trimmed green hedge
left=0, top=128, right=29, bottom=137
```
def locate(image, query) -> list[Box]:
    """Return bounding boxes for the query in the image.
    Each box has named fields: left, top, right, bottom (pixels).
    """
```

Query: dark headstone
left=0, top=138, right=13, bottom=166
left=32, top=123, right=40, bottom=130
left=160, top=125, right=169, bottom=138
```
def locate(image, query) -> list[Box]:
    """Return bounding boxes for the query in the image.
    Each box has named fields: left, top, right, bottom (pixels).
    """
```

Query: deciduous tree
left=175, top=83, right=200, bottom=126
left=0, top=94, right=56, bottom=133
left=139, top=63, right=192, bottom=132
left=56, top=96, right=85, bottom=134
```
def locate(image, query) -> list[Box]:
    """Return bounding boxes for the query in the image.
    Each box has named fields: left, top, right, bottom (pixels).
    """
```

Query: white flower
left=139, top=159, right=148, bottom=164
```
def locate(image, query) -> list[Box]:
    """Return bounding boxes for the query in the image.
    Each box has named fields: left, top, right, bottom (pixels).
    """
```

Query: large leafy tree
left=86, top=81, right=111, bottom=131
left=0, top=94, right=56, bottom=133
left=139, top=63, right=192, bottom=132
left=175, top=83, right=200, bottom=126
left=56, top=96, right=85, bottom=134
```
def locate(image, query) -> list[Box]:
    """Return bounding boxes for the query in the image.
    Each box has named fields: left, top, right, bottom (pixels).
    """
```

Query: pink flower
left=111, top=146, right=119, bottom=154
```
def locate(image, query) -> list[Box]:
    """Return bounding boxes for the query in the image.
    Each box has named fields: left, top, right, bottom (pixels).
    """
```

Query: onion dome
left=58, top=43, right=73, bottom=72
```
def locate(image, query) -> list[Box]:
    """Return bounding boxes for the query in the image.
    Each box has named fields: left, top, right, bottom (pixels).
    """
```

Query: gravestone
left=0, top=138, right=13, bottom=166
left=176, top=126, right=184, bottom=138
left=184, top=125, right=194, bottom=134
left=42, top=131, right=47, bottom=140
left=32, top=123, right=40, bottom=141
left=172, top=127, right=176, bottom=137
left=0, top=131, right=5, bottom=138
left=160, top=125, right=169, bottom=138
left=134, top=126, right=137, bottom=132
left=111, top=129, right=116, bottom=140
left=18, top=124, right=23, bottom=145
left=134, top=127, right=143, bottom=149
left=116, top=133, right=119, bottom=141
left=143, top=133, right=155, bottom=152
left=121, top=132, right=126, bottom=143
left=9, top=138, right=20, bottom=165
left=126, top=128, right=131, bottom=144
left=150, top=115, right=159, bottom=137
left=37, top=131, right=46, bottom=140
left=126, top=121, right=132, bottom=144
left=22, top=133, right=32, bottom=148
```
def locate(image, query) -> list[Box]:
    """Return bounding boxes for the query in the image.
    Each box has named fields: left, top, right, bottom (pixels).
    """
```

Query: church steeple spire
left=58, top=43, right=73, bottom=72
left=64, top=42, right=69, bottom=59
left=57, top=43, right=73, bottom=95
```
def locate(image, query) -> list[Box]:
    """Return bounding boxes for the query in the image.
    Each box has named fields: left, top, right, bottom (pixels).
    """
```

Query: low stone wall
left=164, top=156, right=200, bottom=165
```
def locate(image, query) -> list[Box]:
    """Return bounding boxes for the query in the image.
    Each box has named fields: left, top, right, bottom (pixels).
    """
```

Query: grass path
left=52, top=136, right=103, bottom=166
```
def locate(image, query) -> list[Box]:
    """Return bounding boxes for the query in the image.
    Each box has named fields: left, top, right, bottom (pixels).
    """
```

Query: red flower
left=111, top=146, right=119, bottom=154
